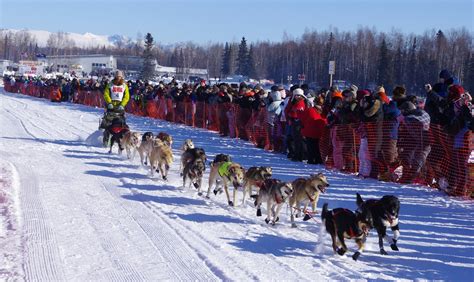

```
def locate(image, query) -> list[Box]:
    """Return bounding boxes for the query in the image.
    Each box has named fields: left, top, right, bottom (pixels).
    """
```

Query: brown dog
left=289, top=173, right=330, bottom=227
left=322, top=203, right=373, bottom=261
left=157, top=132, right=173, bottom=147
left=149, top=139, right=173, bottom=180
left=206, top=161, right=245, bottom=206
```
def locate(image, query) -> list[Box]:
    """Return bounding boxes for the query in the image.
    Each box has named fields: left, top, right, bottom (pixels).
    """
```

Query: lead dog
left=138, top=132, right=154, bottom=165
left=254, top=179, right=293, bottom=225
left=289, top=173, right=330, bottom=227
left=149, top=139, right=174, bottom=180
left=321, top=202, right=373, bottom=261
left=356, top=193, right=400, bottom=255
left=206, top=159, right=245, bottom=206
left=120, top=131, right=141, bottom=159
left=241, top=166, right=273, bottom=205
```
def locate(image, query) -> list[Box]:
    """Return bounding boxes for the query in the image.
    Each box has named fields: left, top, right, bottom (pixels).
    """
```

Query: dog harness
left=260, top=179, right=284, bottom=204
left=384, top=211, right=396, bottom=225
left=110, top=125, right=127, bottom=134
left=218, top=162, right=232, bottom=178
left=274, top=194, right=283, bottom=204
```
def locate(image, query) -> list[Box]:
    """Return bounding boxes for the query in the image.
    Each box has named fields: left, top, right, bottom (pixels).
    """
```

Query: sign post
left=297, top=73, right=305, bottom=84
left=328, top=60, right=335, bottom=87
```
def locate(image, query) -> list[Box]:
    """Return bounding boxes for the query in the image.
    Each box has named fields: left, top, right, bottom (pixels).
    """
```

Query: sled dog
left=182, top=149, right=207, bottom=192
left=356, top=193, right=400, bottom=255
left=289, top=173, right=330, bottom=227
left=120, top=131, right=141, bottom=159
left=241, top=166, right=273, bottom=205
left=321, top=202, right=373, bottom=261
left=137, top=132, right=154, bottom=165
left=149, top=139, right=173, bottom=180
left=181, top=139, right=195, bottom=152
left=107, top=118, right=129, bottom=154
left=181, top=147, right=206, bottom=176
left=254, top=179, right=293, bottom=225
left=157, top=132, right=173, bottom=147
left=207, top=159, right=244, bottom=206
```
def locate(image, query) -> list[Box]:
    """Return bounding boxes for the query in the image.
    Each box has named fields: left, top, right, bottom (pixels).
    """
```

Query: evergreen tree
left=141, top=33, right=156, bottom=81
left=322, top=32, right=335, bottom=86
left=407, top=37, right=418, bottom=91
left=177, top=48, right=185, bottom=80
left=228, top=44, right=235, bottom=75
left=3, top=34, right=8, bottom=60
left=236, top=37, right=249, bottom=75
left=169, top=48, right=178, bottom=67
left=377, top=37, right=393, bottom=88
left=393, top=45, right=404, bottom=85
left=246, top=45, right=257, bottom=78
left=221, top=42, right=231, bottom=77
left=464, top=52, right=474, bottom=93
left=435, top=30, right=448, bottom=70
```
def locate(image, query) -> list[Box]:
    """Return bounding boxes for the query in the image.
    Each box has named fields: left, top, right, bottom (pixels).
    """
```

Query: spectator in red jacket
left=301, top=104, right=327, bottom=164
left=285, top=88, right=308, bottom=161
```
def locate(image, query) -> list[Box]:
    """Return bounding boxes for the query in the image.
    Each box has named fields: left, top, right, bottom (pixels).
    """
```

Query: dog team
left=115, top=129, right=401, bottom=261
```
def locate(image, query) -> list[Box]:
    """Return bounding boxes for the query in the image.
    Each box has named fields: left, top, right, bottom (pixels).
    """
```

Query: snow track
left=15, top=161, right=66, bottom=281
left=1, top=89, right=473, bottom=281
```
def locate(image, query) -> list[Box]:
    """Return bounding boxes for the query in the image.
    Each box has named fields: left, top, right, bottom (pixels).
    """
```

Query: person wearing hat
left=442, top=85, right=473, bottom=195
left=301, top=103, right=327, bottom=164
left=398, top=101, right=431, bottom=184
left=284, top=88, right=308, bottom=161
left=377, top=87, right=402, bottom=177
left=438, top=69, right=459, bottom=98
left=265, top=85, right=284, bottom=151
left=333, top=87, right=361, bottom=171
left=104, top=70, right=130, bottom=112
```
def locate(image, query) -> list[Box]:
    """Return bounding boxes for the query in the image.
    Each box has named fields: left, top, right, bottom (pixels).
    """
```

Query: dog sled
left=99, top=109, right=128, bottom=147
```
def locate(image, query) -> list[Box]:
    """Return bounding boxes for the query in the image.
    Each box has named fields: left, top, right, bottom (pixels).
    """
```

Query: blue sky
left=1, top=0, right=473, bottom=44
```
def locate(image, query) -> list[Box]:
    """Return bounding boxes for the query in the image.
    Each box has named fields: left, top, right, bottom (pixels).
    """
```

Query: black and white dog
left=356, top=193, right=400, bottom=255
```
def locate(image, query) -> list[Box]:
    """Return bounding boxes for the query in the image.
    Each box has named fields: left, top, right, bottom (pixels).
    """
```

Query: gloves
left=107, top=103, right=113, bottom=110
left=117, top=105, right=124, bottom=111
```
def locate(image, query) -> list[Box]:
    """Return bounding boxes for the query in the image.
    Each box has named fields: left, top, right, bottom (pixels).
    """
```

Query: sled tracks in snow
left=16, top=161, right=66, bottom=280
left=99, top=179, right=220, bottom=281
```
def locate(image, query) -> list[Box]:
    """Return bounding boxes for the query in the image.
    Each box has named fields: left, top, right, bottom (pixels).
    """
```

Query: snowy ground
left=0, top=88, right=473, bottom=281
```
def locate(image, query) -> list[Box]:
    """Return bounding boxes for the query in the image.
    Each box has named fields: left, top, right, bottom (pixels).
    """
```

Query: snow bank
left=84, top=129, right=105, bottom=147
left=0, top=160, right=23, bottom=279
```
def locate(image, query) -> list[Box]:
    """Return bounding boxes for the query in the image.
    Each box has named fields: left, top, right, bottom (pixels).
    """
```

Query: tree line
left=1, top=27, right=473, bottom=93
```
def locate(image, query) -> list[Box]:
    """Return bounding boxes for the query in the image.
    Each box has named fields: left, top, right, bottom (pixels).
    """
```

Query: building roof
left=41, top=54, right=112, bottom=59
left=156, top=64, right=208, bottom=75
